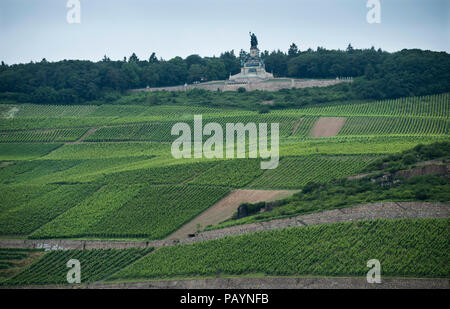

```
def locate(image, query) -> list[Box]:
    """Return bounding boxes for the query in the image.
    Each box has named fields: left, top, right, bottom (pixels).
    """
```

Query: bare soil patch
left=166, top=190, right=297, bottom=240
left=310, top=117, right=346, bottom=137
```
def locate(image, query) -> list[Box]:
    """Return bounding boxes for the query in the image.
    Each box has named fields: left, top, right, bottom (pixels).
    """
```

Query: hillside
left=0, top=92, right=448, bottom=287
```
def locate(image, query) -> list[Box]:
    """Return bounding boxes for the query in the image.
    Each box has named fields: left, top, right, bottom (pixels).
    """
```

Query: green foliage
left=30, top=185, right=229, bottom=239
left=0, top=95, right=447, bottom=241
left=4, top=248, right=152, bottom=286
left=111, top=218, right=450, bottom=280
left=0, top=128, right=88, bottom=143
left=365, top=141, right=450, bottom=172
left=1, top=48, right=449, bottom=105
left=0, top=185, right=57, bottom=213
left=0, top=183, right=100, bottom=235
left=0, top=143, right=61, bottom=160
left=84, top=185, right=229, bottom=239
left=249, top=155, right=378, bottom=189
left=103, top=161, right=218, bottom=185
left=216, top=175, right=450, bottom=228
left=188, top=159, right=264, bottom=187
left=42, top=142, right=169, bottom=160
left=0, top=248, right=44, bottom=281
left=338, top=116, right=447, bottom=136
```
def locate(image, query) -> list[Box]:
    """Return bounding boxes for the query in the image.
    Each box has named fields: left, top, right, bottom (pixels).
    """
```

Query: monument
left=229, top=33, right=274, bottom=82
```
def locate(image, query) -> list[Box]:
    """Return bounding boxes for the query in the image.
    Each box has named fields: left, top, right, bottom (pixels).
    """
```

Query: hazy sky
left=0, top=0, right=449, bottom=64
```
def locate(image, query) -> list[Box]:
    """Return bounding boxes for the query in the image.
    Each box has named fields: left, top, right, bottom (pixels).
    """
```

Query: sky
left=0, top=0, right=449, bottom=64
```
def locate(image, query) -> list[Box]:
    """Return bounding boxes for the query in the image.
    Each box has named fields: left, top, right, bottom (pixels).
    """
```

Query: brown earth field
left=166, top=189, right=298, bottom=240
left=310, top=117, right=346, bottom=137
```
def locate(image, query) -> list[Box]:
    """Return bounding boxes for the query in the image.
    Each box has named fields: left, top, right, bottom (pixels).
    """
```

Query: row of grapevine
left=0, top=183, right=99, bottom=235
left=290, top=116, right=319, bottom=137
left=103, top=161, right=218, bottom=185
left=0, top=185, right=59, bottom=214
left=188, top=159, right=264, bottom=187
left=110, top=218, right=449, bottom=280
left=0, top=127, right=88, bottom=143
left=1, top=114, right=445, bottom=143
left=338, top=116, right=448, bottom=136
left=10, top=104, right=98, bottom=118
left=3, top=248, right=152, bottom=286
left=91, top=104, right=223, bottom=119
left=85, top=123, right=173, bottom=142
left=295, top=93, right=449, bottom=118
left=0, top=156, right=157, bottom=185
left=30, top=184, right=229, bottom=240
left=3, top=104, right=223, bottom=120
left=0, top=143, right=61, bottom=160
left=42, top=142, right=170, bottom=160
left=249, top=155, right=378, bottom=189
left=0, top=248, right=44, bottom=282
left=85, top=115, right=300, bottom=142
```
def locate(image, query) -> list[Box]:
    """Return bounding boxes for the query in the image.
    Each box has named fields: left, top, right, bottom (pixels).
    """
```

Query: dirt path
left=1, top=202, right=448, bottom=250
left=66, top=127, right=99, bottom=144
left=84, top=277, right=450, bottom=289
left=310, top=117, right=346, bottom=137
left=4, top=277, right=448, bottom=289
left=166, top=190, right=298, bottom=240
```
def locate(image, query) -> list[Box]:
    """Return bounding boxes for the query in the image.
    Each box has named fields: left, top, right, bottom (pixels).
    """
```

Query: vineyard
left=0, top=94, right=447, bottom=240
left=110, top=218, right=449, bottom=280
left=296, top=93, right=449, bottom=118
left=0, top=184, right=99, bottom=235
left=249, top=155, right=379, bottom=189
left=29, top=185, right=229, bottom=239
left=0, top=92, right=448, bottom=286
left=3, top=248, right=152, bottom=286
left=0, top=248, right=44, bottom=282
left=188, top=159, right=264, bottom=187
left=0, top=127, right=88, bottom=143
left=0, top=143, right=61, bottom=160
left=338, top=116, right=447, bottom=136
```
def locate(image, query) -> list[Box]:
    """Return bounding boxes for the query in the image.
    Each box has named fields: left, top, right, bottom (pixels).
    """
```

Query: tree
left=187, top=64, right=206, bottom=83
left=149, top=52, right=158, bottom=64
left=128, top=53, right=139, bottom=63
left=288, top=43, right=299, bottom=57
left=220, top=50, right=240, bottom=75
left=185, top=54, right=205, bottom=69
left=264, top=50, right=288, bottom=77
left=205, top=59, right=226, bottom=81
left=364, top=63, right=376, bottom=80
left=346, top=44, right=354, bottom=53
left=31, top=86, right=58, bottom=104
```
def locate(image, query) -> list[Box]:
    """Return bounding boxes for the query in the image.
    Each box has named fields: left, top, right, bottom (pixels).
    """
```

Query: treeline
left=0, top=44, right=449, bottom=105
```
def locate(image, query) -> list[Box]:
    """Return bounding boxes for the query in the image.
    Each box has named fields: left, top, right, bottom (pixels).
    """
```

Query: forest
left=0, top=44, right=449, bottom=105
